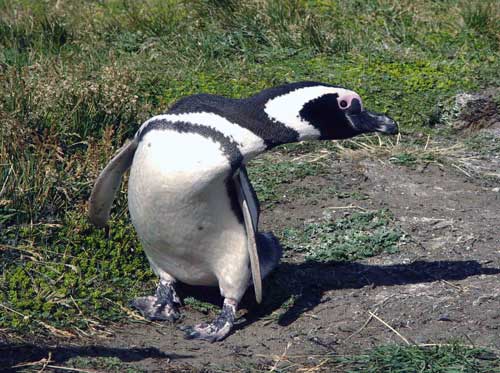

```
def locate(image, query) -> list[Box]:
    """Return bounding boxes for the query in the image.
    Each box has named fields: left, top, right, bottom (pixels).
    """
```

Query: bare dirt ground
left=2, top=136, right=499, bottom=372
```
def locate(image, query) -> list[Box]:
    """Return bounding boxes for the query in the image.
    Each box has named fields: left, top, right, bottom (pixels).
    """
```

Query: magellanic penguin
left=89, top=81, right=398, bottom=342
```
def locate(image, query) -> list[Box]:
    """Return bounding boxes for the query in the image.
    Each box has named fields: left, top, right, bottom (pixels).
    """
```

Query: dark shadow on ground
left=0, top=344, right=192, bottom=372
left=235, top=259, right=500, bottom=330
left=174, top=259, right=499, bottom=334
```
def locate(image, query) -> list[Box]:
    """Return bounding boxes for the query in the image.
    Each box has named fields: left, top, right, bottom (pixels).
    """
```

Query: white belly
left=128, top=129, right=249, bottom=287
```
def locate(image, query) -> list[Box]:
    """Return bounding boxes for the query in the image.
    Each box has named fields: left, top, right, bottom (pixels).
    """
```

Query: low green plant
left=339, top=344, right=499, bottom=373
left=247, top=151, right=330, bottom=207
left=464, top=133, right=500, bottom=155
left=0, top=214, right=155, bottom=334
left=243, top=343, right=499, bottom=372
left=260, top=294, right=298, bottom=324
left=389, top=152, right=418, bottom=166
left=280, top=210, right=402, bottom=262
left=65, top=356, right=146, bottom=373
left=183, top=297, right=219, bottom=315
left=391, top=151, right=441, bottom=168
left=461, top=1, right=499, bottom=51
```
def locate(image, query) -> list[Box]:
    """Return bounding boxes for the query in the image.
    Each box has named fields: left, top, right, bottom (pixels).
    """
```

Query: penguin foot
left=181, top=298, right=237, bottom=342
left=131, top=280, right=181, bottom=322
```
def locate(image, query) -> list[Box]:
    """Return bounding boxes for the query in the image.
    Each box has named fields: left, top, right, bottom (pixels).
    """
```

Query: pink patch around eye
left=337, top=93, right=363, bottom=110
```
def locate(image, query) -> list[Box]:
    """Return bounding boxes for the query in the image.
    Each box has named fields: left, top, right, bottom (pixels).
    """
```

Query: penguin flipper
left=88, top=138, right=138, bottom=228
left=238, top=166, right=260, bottom=228
left=235, top=167, right=262, bottom=304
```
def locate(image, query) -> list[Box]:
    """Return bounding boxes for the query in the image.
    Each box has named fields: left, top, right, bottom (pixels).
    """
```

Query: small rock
left=432, top=220, right=453, bottom=230
left=414, top=336, right=428, bottom=344
left=438, top=314, right=452, bottom=321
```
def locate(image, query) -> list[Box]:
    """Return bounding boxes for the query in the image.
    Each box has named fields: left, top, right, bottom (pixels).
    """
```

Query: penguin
left=88, top=81, right=398, bottom=342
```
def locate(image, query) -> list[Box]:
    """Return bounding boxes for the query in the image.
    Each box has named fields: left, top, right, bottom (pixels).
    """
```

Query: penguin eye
left=339, top=100, right=348, bottom=109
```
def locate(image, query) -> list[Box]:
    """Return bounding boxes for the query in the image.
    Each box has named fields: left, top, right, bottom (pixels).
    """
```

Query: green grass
left=464, top=133, right=500, bottom=155
left=247, top=146, right=332, bottom=207
left=184, top=297, right=220, bottom=315
left=339, top=344, right=500, bottom=373
left=242, top=343, right=499, bottom=372
left=15, top=357, right=146, bottom=373
left=389, top=151, right=438, bottom=167
left=64, top=356, right=146, bottom=373
left=279, top=210, right=402, bottom=262
left=1, top=0, right=499, bottom=339
left=247, top=141, right=370, bottom=207
left=0, top=214, right=155, bottom=334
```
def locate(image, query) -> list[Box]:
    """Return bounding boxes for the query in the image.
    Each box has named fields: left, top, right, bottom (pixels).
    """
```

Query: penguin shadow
left=174, top=258, right=499, bottom=334
left=236, top=259, right=500, bottom=330
left=0, top=344, right=192, bottom=372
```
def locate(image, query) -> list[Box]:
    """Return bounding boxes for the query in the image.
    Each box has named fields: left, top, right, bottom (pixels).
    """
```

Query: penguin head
left=298, top=88, right=399, bottom=140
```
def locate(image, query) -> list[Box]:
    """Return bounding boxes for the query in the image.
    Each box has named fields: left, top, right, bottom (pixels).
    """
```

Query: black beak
left=347, top=110, right=398, bottom=135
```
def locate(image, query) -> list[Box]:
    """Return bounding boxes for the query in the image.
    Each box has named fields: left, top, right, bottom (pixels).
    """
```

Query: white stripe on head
left=264, top=86, right=361, bottom=140
left=139, top=112, right=266, bottom=160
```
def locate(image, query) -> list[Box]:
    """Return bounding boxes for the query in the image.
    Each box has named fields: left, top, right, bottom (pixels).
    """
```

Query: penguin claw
left=181, top=326, right=203, bottom=341
left=180, top=298, right=237, bottom=342
left=131, top=296, right=181, bottom=322
left=131, top=281, right=182, bottom=322
left=181, top=323, right=229, bottom=342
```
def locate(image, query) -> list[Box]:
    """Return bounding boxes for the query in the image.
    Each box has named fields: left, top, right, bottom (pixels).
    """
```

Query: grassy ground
left=13, top=344, right=498, bottom=373
left=1, top=0, right=499, bottom=371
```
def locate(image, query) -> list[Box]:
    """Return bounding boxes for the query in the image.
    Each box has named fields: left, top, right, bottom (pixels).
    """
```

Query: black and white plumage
left=89, top=81, right=398, bottom=342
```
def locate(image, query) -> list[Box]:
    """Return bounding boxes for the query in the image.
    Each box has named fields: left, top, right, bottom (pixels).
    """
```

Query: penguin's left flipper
left=88, top=138, right=138, bottom=228
left=235, top=166, right=262, bottom=304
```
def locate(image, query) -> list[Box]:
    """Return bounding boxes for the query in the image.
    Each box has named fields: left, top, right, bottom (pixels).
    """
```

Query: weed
left=0, top=214, right=155, bottom=335
left=339, top=344, right=500, bottom=373
left=247, top=343, right=499, bottom=372
left=183, top=297, right=219, bottom=315
left=247, top=150, right=331, bottom=207
left=389, top=152, right=418, bottom=166
left=260, top=294, right=298, bottom=325
left=461, top=1, right=499, bottom=50
left=334, top=189, right=369, bottom=201
left=65, top=356, right=146, bottom=373
left=389, top=151, right=438, bottom=167
left=280, top=210, right=401, bottom=263
left=464, top=133, right=500, bottom=155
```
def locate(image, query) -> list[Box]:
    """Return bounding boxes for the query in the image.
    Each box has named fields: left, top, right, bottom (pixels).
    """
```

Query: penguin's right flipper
left=235, top=167, right=262, bottom=304
left=238, top=166, right=260, bottom=228
left=89, top=138, right=138, bottom=228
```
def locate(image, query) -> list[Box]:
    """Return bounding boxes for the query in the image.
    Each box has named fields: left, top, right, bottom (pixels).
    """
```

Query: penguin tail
left=88, top=138, right=138, bottom=227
